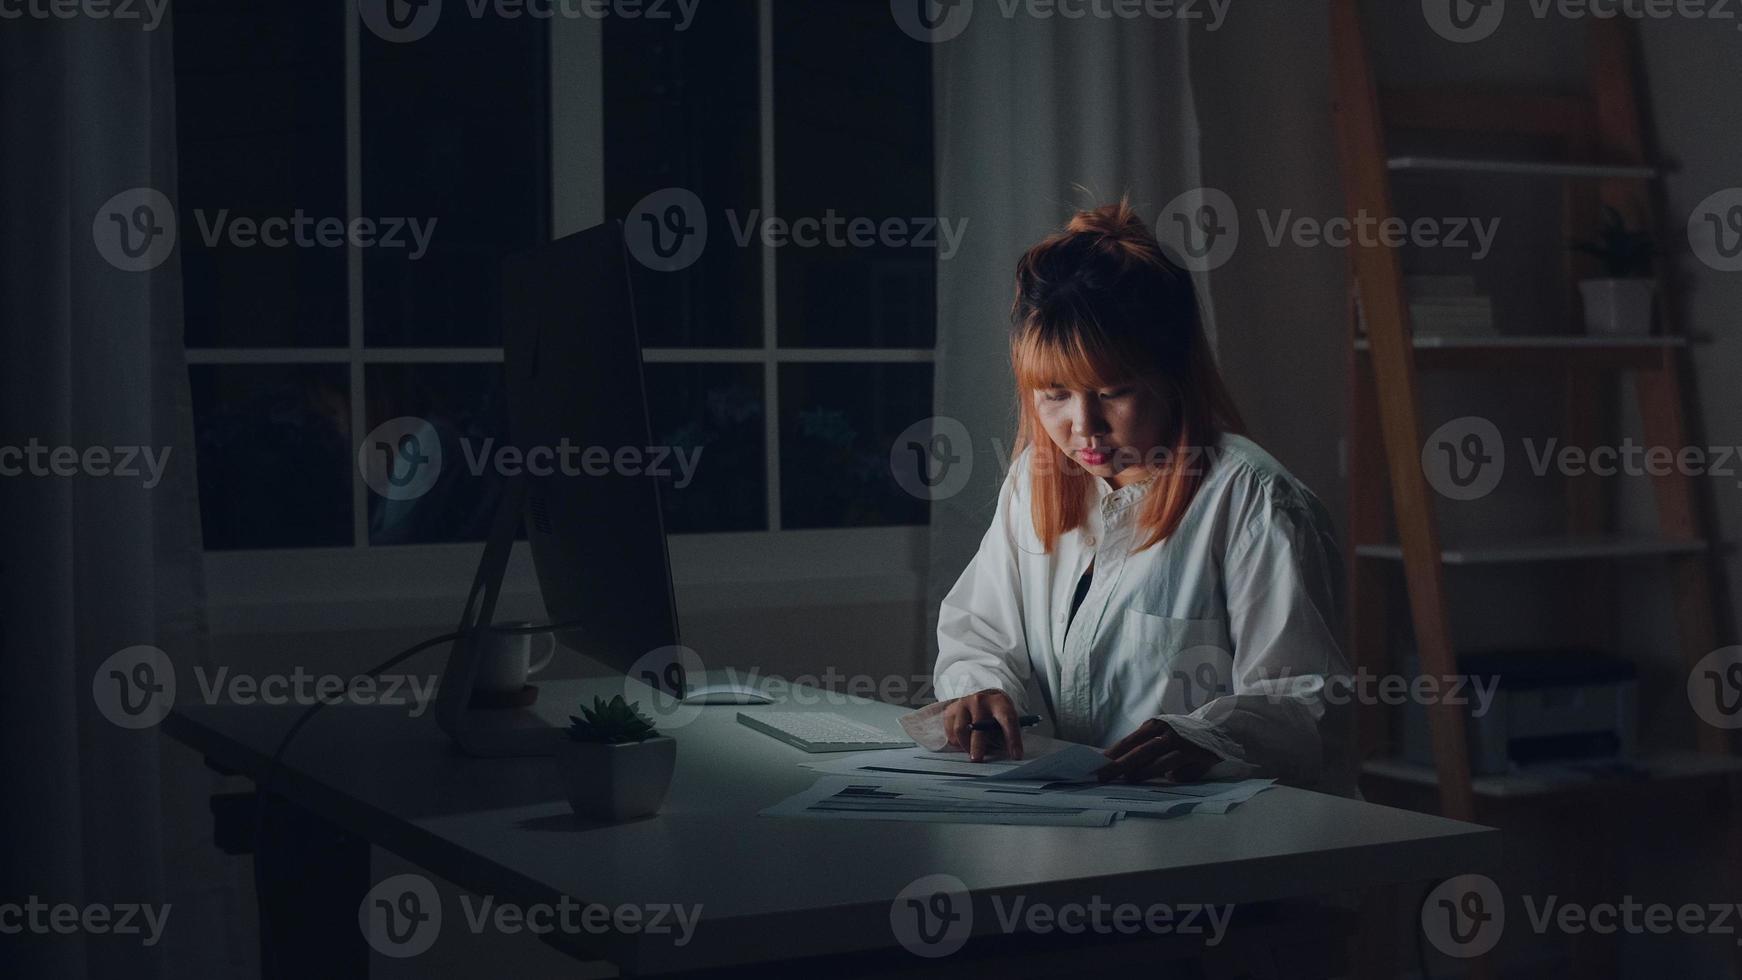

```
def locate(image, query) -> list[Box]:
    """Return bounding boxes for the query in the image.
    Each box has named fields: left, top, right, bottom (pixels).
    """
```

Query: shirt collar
left=1093, top=471, right=1157, bottom=513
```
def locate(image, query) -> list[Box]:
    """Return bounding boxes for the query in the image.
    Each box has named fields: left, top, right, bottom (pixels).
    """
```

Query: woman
left=934, top=201, right=1356, bottom=795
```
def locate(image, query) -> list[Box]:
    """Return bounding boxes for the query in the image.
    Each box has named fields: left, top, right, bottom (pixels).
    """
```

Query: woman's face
left=1032, top=379, right=1171, bottom=487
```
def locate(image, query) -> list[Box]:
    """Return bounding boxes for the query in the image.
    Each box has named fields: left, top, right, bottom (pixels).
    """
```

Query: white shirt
left=933, top=433, right=1357, bottom=795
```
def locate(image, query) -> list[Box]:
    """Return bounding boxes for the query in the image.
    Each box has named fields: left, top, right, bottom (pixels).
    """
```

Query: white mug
left=476, top=624, right=556, bottom=694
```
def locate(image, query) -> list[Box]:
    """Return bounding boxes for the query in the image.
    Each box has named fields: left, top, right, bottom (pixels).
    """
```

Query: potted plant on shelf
left=558, top=695, right=675, bottom=821
left=1572, top=205, right=1659, bottom=336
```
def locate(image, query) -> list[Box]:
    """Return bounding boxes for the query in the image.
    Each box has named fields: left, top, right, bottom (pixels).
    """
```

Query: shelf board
left=1356, top=335, right=1686, bottom=350
left=1363, top=752, right=1742, bottom=801
left=1355, top=535, right=1709, bottom=565
left=1355, top=334, right=1686, bottom=370
left=1387, top=155, right=1660, bottom=180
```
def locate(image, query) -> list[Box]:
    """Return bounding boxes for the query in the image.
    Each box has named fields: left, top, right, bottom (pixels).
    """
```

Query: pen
left=967, top=714, right=1042, bottom=732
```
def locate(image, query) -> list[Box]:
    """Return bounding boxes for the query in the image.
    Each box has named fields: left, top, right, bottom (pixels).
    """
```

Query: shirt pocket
left=1118, top=609, right=1235, bottom=716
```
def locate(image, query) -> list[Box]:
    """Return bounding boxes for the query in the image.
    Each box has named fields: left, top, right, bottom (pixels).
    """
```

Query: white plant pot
left=1579, top=278, right=1655, bottom=336
left=557, top=736, right=676, bottom=821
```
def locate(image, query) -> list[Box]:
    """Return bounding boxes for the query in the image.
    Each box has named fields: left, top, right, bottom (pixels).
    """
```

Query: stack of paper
left=1355, top=276, right=1497, bottom=339
left=761, top=740, right=1274, bottom=827
left=1406, top=274, right=1478, bottom=298
left=1411, top=296, right=1495, bottom=337
left=762, top=778, right=1123, bottom=827
left=1408, top=275, right=1494, bottom=337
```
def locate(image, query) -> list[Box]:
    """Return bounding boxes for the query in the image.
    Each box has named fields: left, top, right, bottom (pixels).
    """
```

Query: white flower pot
left=557, top=736, right=676, bottom=821
left=1579, top=278, right=1655, bottom=336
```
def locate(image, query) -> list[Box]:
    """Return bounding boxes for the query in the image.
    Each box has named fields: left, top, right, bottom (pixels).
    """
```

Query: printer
left=1402, top=648, right=1638, bottom=775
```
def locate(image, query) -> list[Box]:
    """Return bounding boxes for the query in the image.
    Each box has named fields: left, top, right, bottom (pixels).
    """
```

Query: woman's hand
left=1096, top=719, right=1220, bottom=783
left=941, top=689, right=1025, bottom=762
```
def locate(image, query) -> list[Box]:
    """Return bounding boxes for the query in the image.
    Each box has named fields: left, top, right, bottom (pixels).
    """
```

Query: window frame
left=190, top=0, right=937, bottom=631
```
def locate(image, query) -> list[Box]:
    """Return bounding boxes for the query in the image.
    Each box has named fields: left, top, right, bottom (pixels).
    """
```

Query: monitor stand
left=433, top=473, right=567, bottom=757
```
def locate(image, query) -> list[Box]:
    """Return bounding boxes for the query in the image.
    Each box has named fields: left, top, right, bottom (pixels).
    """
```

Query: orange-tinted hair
left=1011, top=199, right=1245, bottom=552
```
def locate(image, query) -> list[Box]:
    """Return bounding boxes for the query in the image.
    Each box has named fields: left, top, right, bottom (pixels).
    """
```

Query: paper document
left=893, top=776, right=1276, bottom=817
left=800, top=747, right=1022, bottom=780
left=761, top=776, right=1119, bottom=827
left=800, top=738, right=1091, bottom=781
left=981, top=743, right=1112, bottom=783
left=770, top=739, right=1274, bottom=825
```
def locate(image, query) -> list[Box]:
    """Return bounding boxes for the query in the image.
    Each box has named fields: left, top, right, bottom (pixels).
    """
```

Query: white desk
left=165, top=678, right=1498, bottom=976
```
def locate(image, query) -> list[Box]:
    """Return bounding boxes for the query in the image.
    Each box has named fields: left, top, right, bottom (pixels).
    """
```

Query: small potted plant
left=558, top=695, right=675, bottom=821
left=1572, top=206, right=1659, bottom=335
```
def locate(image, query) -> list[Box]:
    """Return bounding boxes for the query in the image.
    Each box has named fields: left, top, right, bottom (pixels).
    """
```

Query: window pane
left=645, top=363, right=766, bottom=533
left=779, top=363, right=932, bottom=529
left=175, top=1, right=347, bottom=348
left=604, top=4, right=762, bottom=348
left=191, top=365, right=352, bottom=549
left=360, top=15, right=549, bottom=347
left=774, top=3, right=936, bottom=349
left=364, top=363, right=509, bottom=545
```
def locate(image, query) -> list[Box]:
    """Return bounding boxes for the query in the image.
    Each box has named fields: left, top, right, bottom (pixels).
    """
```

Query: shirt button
left=1084, top=535, right=1097, bottom=547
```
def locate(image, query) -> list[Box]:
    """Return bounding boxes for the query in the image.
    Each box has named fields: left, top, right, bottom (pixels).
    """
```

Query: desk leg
left=254, top=792, right=370, bottom=980
left=1352, top=883, right=1399, bottom=980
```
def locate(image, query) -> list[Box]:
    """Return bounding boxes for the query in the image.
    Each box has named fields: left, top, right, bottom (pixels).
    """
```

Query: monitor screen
left=500, top=222, right=685, bottom=695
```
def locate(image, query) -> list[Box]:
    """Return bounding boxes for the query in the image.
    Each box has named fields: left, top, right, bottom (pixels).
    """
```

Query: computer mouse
left=679, top=684, right=775, bottom=705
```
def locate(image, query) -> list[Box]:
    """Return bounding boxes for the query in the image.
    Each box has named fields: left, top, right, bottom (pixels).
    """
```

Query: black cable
left=249, top=619, right=588, bottom=917
left=1416, top=879, right=1438, bottom=980
left=260, top=631, right=461, bottom=788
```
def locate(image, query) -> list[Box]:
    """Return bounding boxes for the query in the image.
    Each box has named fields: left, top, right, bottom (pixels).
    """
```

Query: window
left=177, top=0, right=547, bottom=553
left=178, top=2, right=936, bottom=617
left=606, top=1, right=938, bottom=533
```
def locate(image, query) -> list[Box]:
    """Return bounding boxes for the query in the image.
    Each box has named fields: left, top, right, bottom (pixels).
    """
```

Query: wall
left=1639, top=3, right=1742, bottom=665
left=1198, top=3, right=1739, bottom=976
left=188, top=6, right=1739, bottom=976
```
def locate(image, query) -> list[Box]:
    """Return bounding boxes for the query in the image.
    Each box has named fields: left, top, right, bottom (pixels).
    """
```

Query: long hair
left=1010, top=199, right=1245, bottom=552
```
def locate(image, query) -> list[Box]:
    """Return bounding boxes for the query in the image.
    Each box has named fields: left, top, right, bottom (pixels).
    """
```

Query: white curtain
left=1, top=13, right=242, bottom=979
left=923, top=4, right=1354, bottom=654
left=1190, top=3, right=1351, bottom=523
left=924, top=14, right=1210, bottom=647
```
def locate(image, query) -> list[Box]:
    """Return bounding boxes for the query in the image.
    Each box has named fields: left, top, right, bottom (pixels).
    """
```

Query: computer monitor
left=435, top=221, right=687, bottom=756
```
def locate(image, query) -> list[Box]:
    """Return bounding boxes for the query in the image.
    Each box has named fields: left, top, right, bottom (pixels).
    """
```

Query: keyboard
left=736, top=711, right=914, bottom=753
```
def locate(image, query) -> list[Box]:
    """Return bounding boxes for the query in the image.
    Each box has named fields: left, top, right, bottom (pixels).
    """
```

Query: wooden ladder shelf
left=1328, top=0, right=1734, bottom=825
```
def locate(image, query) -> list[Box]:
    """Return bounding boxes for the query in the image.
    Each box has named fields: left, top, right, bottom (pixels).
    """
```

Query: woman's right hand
left=941, top=688, right=1025, bottom=762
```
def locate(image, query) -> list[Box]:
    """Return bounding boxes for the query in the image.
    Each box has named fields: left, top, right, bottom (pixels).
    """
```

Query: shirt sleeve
left=1158, top=483, right=1356, bottom=792
left=932, top=461, right=1034, bottom=707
